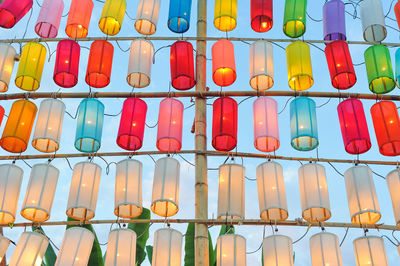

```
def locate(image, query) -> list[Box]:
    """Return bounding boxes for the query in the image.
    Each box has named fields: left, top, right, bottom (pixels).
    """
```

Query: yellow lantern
left=286, top=41, right=313, bottom=91
left=353, top=236, right=388, bottom=266
left=214, top=0, right=237, bottom=32
left=152, top=228, right=182, bottom=266
left=216, top=234, right=246, bottom=266
left=104, top=229, right=137, bottom=265
left=0, top=234, right=9, bottom=263
left=0, top=164, right=23, bottom=224
left=263, top=235, right=293, bottom=266
left=9, top=232, right=49, bottom=266
left=0, top=43, right=16, bottom=92
left=310, top=232, right=343, bottom=266
left=98, top=0, right=126, bottom=36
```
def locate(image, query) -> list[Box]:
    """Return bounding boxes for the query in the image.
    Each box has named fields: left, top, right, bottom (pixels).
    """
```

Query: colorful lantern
left=9, top=232, right=48, bottom=266
left=283, top=0, right=306, bottom=38
left=117, top=97, right=147, bottom=151
left=323, top=0, right=346, bottom=41
left=168, top=0, right=192, bottom=33
left=396, top=48, right=400, bottom=88
left=290, top=97, right=318, bottom=151
left=310, top=232, right=343, bottom=266
left=360, top=0, right=386, bottom=42
left=286, top=41, right=313, bottom=91
left=15, top=42, right=47, bottom=91
left=386, top=169, right=400, bottom=226
left=65, top=0, right=93, bottom=39
left=263, top=235, right=293, bottom=266
left=256, top=161, right=288, bottom=221
left=0, top=235, right=10, bottom=263
left=1, top=99, right=37, bottom=153
left=212, top=97, right=238, bottom=151
left=253, top=97, right=279, bottom=152
left=251, top=0, right=273, bottom=33
left=127, top=39, right=154, bottom=88
left=395, top=1, right=400, bottom=31
left=370, top=101, right=400, bottom=156
left=0, top=43, right=16, bottom=92
left=325, top=40, right=356, bottom=90
left=152, top=228, right=182, bottom=266
left=214, top=0, right=237, bottom=31
left=337, top=99, right=371, bottom=154
left=212, top=40, right=236, bottom=87
left=35, top=0, right=64, bottom=38
left=249, top=40, right=274, bottom=91
left=0, top=106, right=3, bottom=127
left=21, top=164, right=59, bottom=222
left=156, top=98, right=183, bottom=152
left=99, top=0, right=126, bottom=36
left=105, top=229, right=137, bottom=266
left=74, top=99, right=104, bottom=153
left=0, top=164, right=23, bottom=224
left=0, top=0, right=32, bottom=28
left=353, top=236, right=388, bottom=266
left=344, top=165, right=381, bottom=224
left=135, top=0, right=161, bottom=35
left=86, top=40, right=114, bottom=88
left=216, top=234, right=246, bottom=266
left=170, top=41, right=195, bottom=90
left=54, top=40, right=80, bottom=88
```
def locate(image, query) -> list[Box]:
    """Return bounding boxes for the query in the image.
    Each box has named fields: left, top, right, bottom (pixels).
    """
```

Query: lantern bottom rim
left=117, top=135, right=143, bottom=151
left=168, top=17, right=189, bottom=34
left=65, top=24, right=89, bottom=39
left=251, top=15, right=273, bottom=33
left=324, top=33, right=346, bottom=43
left=32, top=138, right=60, bottom=153
left=98, top=17, right=121, bottom=36
left=351, top=210, right=381, bottom=225
left=0, top=9, right=16, bottom=29
left=0, top=136, right=28, bottom=153
left=172, top=76, right=196, bottom=91
left=291, top=136, right=319, bottom=151
left=156, top=138, right=182, bottom=153
left=0, top=210, right=15, bottom=224
left=213, top=68, right=236, bottom=87
left=54, top=72, right=78, bottom=88
left=127, top=73, right=150, bottom=88
left=218, top=214, right=244, bottom=220
left=66, top=207, right=95, bottom=221
left=288, top=74, right=314, bottom=91
left=21, top=207, right=50, bottom=222
left=302, top=207, right=331, bottom=223
left=134, top=19, right=156, bottom=35
left=363, top=25, right=387, bottom=43
left=35, top=22, right=58, bottom=39
left=369, top=77, right=395, bottom=94
left=283, top=20, right=306, bottom=38
left=345, top=139, right=371, bottom=155
left=15, top=75, right=40, bottom=91
left=86, top=72, right=110, bottom=88
left=250, top=74, right=274, bottom=91
left=254, top=137, right=280, bottom=153
left=260, top=208, right=288, bottom=221
left=114, top=204, right=143, bottom=219
left=151, top=200, right=179, bottom=217
left=214, top=16, right=237, bottom=32
left=74, top=138, right=101, bottom=153
left=0, top=80, right=8, bottom=92
left=212, top=134, right=237, bottom=152
left=332, top=72, right=357, bottom=90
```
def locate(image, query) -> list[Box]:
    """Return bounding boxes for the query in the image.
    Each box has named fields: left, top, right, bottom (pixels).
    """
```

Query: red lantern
left=85, top=40, right=114, bottom=88
left=371, top=101, right=400, bottom=156
left=156, top=98, right=183, bottom=152
left=337, top=99, right=371, bottom=155
left=0, top=105, right=4, bottom=127
left=212, top=97, right=237, bottom=151
left=395, top=1, right=400, bottom=30
left=117, top=98, right=147, bottom=151
left=53, top=40, right=80, bottom=88
left=0, top=0, right=32, bottom=29
left=170, top=41, right=195, bottom=90
left=251, top=0, right=273, bottom=33
left=325, top=40, right=356, bottom=90
left=212, top=40, right=236, bottom=87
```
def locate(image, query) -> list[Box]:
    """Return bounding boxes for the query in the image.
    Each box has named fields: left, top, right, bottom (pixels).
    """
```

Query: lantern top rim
left=161, top=97, right=184, bottom=108
left=353, top=235, right=381, bottom=242
left=299, top=162, right=323, bottom=168
left=156, top=156, right=180, bottom=164
left=131, top=39, right=154, bottom=49
left=66, top=226, right=94, bottom=235
left=155, top=227, right=182, bottom=236
left=218, top=233, right=245, bottom=240
left=74, top=161, right=101, bottom=169
left=0, top=43, right=16, bottom=53
left=264, top=234, right=292, bottom=240
left=286, top=40, right=307, bottom=48
left=386, top=168, right=400, bottom=177
left=219, top=163, right=245, bottom=169
left=344, top=164, right=371, bottom=176
left=365, top=44, right=386, bottom=52
left=310, top=231, right=337, bottom=238
left=27, top=230, right=49, bottom=240
left=0, top=163, right=23, bottom=171
left=110, top=227, right=136, bottom=234
left=80, top=98, right=105, bottom=108
left=31, top=163, right=59, bottom=170
left=117, top=158, right=143, bottom=165
left=41, top=98, right=66, bottom=106
left=257, top=160, right=281, bottom=168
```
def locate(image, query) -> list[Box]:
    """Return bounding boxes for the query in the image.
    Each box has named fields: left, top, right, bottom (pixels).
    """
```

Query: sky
left=1, top=0, right=400, bottom=265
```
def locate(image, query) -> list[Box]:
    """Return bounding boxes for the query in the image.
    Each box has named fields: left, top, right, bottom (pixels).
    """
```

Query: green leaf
left=208, top=230, right=215, bottom=266
left=128, top=208, right=150, bottom=266
left=32, top=226, right=57, bottom=266
left=261, top=249, right=264, bottom=266
left=184, top=223, right=195, bottom=266
left=145, top=245, right=153, bottom=264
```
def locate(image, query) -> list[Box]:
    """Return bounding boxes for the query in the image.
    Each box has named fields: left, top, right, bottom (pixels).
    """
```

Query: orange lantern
left=212, top=40, right=236, bottom=87
left=65, top=0, right=93, bottom=38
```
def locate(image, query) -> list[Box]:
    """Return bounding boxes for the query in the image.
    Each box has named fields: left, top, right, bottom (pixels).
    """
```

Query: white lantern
left=152, top=228, right=182, bottom=266
left=216, top=234, right=246, bottom=266
left=67, top=162, right=101, bottom=220
left=262, top=234, right=293, bottom=266
left=55, top=227, right=94, bottom=266
left=0, top=234, right=10, bottom=263
left=0, top=164, right=23, bottom=224
left=360, top=0, right=386, bottom=42
left=104, top=228, right=137, bottom=266
left=0, top=44, right=16, bottom=92
left=310, top=232, right=343, bottom=266
left=9, top=232, right=49, bottom=266
left=126, top=39, right=154, bottom=88
left=21, top=164, right=59, bottom=222
left=353, top=236, right=388, bottom=266
left=385, top=169, right=400, bottom=226
left=135, top=0, right=161, bottom=35
left=249, top=40, right=273, bottom=91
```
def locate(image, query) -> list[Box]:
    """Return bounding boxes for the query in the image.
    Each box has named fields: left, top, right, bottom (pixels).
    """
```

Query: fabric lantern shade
left=310, top=232, right=343, bottom=266
left=152, top=228, right=182, bottom=266
left=86, top=40, right=114, bottom=88
left=370, top=101, right=400, bottom=156
left=323, top=0, right=346, bottom=41
left=0, top=235, right=9, bottom=263
left=0, top=43, right=16, bottom=92
left=337, top=99, right=371, bottom=155
left=396, top=1, right=400, bottom=31
left=1, top=99, right=37, bottom=153
left=104, top=229, right=137, bottom=266
left=99, top=0, right=126, bottom=36
left=253, top=97, right=279, bottom=152
left=290, top=97, right=318, bottom=151
left=127, top=40, right=154, bottom=88
left=0, top=106, right=3, bottom=128
left=263, top=235, right=293, bottom=266
left=35, top=0, right=63, bottom=38
left=66, top=162, right=101, bottom=220
left=170, top=41, right=195, bottom=90
left=114, top=159, right=143, bottom=218
left=15, top=42, right=46, bottom=91
left=286, top=41, right=313, bottom=91
left=135, top=0, right=161, bottom=35
left=396, top=48, right=400, bottom=87
left=54, top=40, right=80, bottom=88
left=344, top=165, right=381, bottom=224
left=0, top=164, right=22, bottom=224
left=0, top=0, right=32, bottom=28
left=212, top=97, right=238, bottom=151
left=360, top=0, right=386, bottom=42
left=251, top=0, right=273, bottom=33
left=151, top=157, right=180, bottom=217
left=117, top=97, right=147, bottom=151
left=212, top=40, right=236, bottom=87
left=55, top=227, right=94, bottom=266
left=65, top=0, right=93, bottom=38
left=21, top=164, right=59, bottom=222
left=353, top=236, right=388, bottom=266
left=214, top=0, right=237, bottom=31
left=156, top=98, right=183, bottom=152
left=168, top=0, right=192, bottom=33
left=283, top=0, right=306, bottom=38
left=325, top=40, right=356, bottom=90
left=216, top=234, right=246, bottom=266
left=74, top=99, right=104, bottom=153
left=249, top=40, right=274, bottom=91
left=256, top=161, right=288, bottom=221
left=386, top=169, right=400, bottom=226
left=9, top=232, right=48, bottom=266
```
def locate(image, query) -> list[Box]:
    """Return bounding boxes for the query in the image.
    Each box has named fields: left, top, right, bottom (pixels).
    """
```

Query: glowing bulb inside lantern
left=132, top=122, right=136, bottom=127
left=65, top=60, right=69, bottom=64
left=34, top=257, right=42, bottom=266
left=262, top=22, right=267, bottom=28
left=389, top=120, right=394, bottom=124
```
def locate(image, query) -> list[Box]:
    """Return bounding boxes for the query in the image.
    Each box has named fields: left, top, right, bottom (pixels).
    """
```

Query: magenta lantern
left=170, top=41, right=195, bottom=90
left=212, top=97, right=238, bottom=151
left=54, top=40, right=80, bottom=88
left=0, top=0, right=33, bottom=28
left=156, top=98, right=183, bottom=152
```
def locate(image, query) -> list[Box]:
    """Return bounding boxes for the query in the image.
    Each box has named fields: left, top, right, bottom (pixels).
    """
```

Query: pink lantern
left=157, top=98, right=183, bottom=152
left=253, top=97, right=279, bottom=152
left=35, top=0, right=64, bottom=38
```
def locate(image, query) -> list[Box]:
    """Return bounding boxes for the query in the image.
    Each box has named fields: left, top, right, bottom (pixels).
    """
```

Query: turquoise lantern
left=396, top=48, right=400, bottom=87
left=75, top=99, right=104, bottom=153
left=168, top=0, right=192, bottom=33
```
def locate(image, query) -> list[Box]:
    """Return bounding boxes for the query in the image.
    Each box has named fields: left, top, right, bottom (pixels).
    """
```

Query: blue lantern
left=395, top=48, right=400, bottom=88
left=168, top=0, right=192, bottom=33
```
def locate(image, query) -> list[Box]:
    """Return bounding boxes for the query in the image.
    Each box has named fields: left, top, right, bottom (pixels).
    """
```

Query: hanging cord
left=177, top=154, right=195, bottom=167
left=381, top=235, right=399, bottom=246
left=104, top=108, right=122, bottom=117
left=306, top=12, right=323, bottom=22
left=364, top=163, right=386, bottom=179
left=246, top=225, right=266, bottom=254
left=327, top=161, right=345, bottom=177
left=392, top=230, right=400, bottom=244
left=340, top=227, right=349, bottom=247
left=147, top=154, right=157, bottom=164
left=153, top=45, right=172, bottom=64
left=115, top=40, right=130, bottom=53
left=65, top=105, right=79, bottom=119
left=64, top=157, right=73, bottom=170
left=293, top=224, right=312, bottom=244
left=316, top=98, right=332, bottom=108
left=237, top=96, right=254, bottom=106
left=278, top=97, right=294, bottom=114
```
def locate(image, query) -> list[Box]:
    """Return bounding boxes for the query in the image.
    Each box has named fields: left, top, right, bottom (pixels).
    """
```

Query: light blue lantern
left=168, top=0, right=192, bottom=33
left=290, top=97, right=318, bottom=151
left=75, top=98, right=104, bottom=153
left=396, top=48, right=400, bottom=88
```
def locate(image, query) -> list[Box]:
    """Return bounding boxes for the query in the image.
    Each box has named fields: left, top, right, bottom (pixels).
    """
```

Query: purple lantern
left=323, top=0, right=346, bottom=42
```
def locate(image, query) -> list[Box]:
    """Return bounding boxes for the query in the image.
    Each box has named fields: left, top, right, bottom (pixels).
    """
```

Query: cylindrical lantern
left=135, top=0, right=161, bottom=35
left=105, top=229, right=136, bottom=266
left=386, top=169, right=400, bottom=226
left=337, top=99, right=371, bottom=155
left=65, top=0, right=93, bottom=38
left=218, top=164, right=245, bottom=220
left=370, top=101, right=400, bottom=156
left=156, top=98, right=183, bottom=152
left=151, top=157, right=180, bottom=217
left=283, top=0, right=307, bottom=38
left=325, top=40, right=356, bottom=90
left=253, top=97, right=279, bottom=152
left=117, top=98, right=147, bottom=151
left=21, top=164, right=59, bottom=222
left=0, top=43, right=16, bottom=92
left=170, top=41, right=195, bottom=90
left=212, top=39, right=236, bottom=87
left=35, top=0, right=64, bottom=38
left=74, top=99, right=104, bottom=153
left=152, top=228, right=182, bottom=266
left=290, top=97, right=318, bottom=151
left=396, top=1, right=400, bottom=31
left=353, top=236, right=388, bottom=266
left=299, top=163, right=331, bottom=222
left=67, top=162, right=101, bottom=220
left=360, top=0, right=386, bottom=42
left=344, top=165, right=381, bottom=224
left=98, top=0, right=126, bottom=36
left=1, top=99, right=37, bottom=153
left=9, top=232, right=48, bottom=266
left=249, top=40, right=274, bottom=91
left=127, top=40, right=154, bottom=88
left=256, top=161, right=288, bottom=221
left=212, top=97, right=238, bottom=151
left=54, top=40, right=80, bottom=88
left=15, top=42, right=47, bottom=91
left=0, top=235, right=10, bottom=263
left=214, top=0, right=237, bottom=31
left=0, top=164, right=23, bottom=224
left=396, top=48, right=400, bottom=87
left=55, top=227, right=94, bottom=266
left=364, top=45, right=395, bottom=94
left=0, top=106, right=3, bottom=128
left=0, top=0, right=32, bottom=28
left=114, top=159, right=143, bottom=218
left=168, top=0, right=192, bottom=33
left=323, top=0, right=346, bottom=41
left=251, top=0, right=273, bottom=33
left=286, top=41, right=313, bottom=91
left=216, top=234, right=246, bottom=266
left=86, top=40, right=114, bottom=88
left=310, top=232, right=343, bottom=266
left=263, top=235, right=293, bottom=266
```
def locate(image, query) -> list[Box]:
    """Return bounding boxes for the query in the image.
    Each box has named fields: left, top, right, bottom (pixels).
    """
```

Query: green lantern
left=283, top=0, right=307, bottom=38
